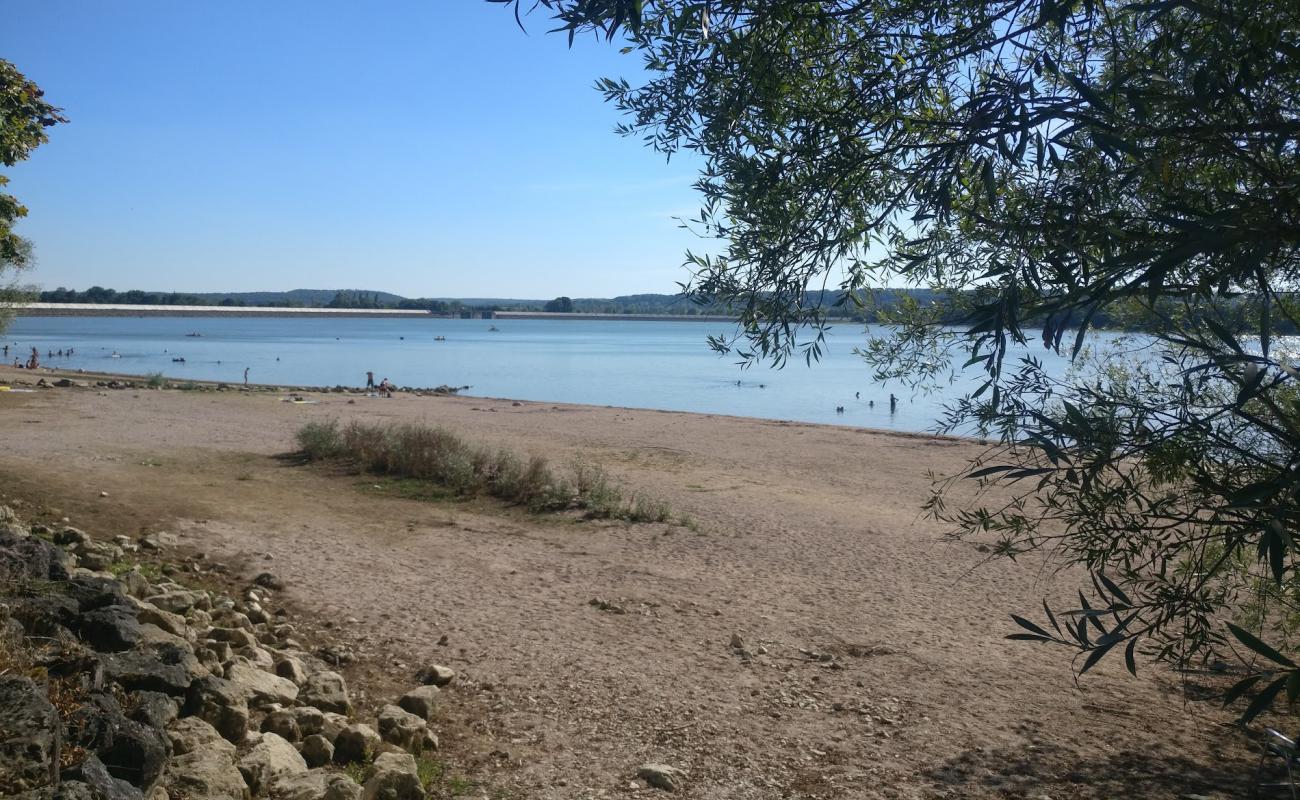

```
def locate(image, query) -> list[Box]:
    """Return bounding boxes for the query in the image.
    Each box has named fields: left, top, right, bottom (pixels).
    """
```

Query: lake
left=4, top=315, right=1128, bottom=433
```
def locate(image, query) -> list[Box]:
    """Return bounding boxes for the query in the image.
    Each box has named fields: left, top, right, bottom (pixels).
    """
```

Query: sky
left=3, top=1, right=708, bottom=298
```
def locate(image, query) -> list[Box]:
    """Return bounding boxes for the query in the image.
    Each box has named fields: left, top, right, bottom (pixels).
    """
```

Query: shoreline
left=0, top=362, right=976, bottom=444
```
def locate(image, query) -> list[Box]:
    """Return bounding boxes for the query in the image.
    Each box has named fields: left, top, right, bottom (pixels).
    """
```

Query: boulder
left=413, top=665, right=454, bottom=687
left=260, top=709, right=301, bottom=742
left=130, top=600, right=188, bottom=639
left=0, top=676, right=60, bottom=793
left=332, top=724, right=380, bottom=765
left=376, top=705, right=426, bottom=752
left=0, top=531, right=72, bottom=581
left=117, top=570, right=153, bottom=600
left=53, top=527, right=90, bottom=546
left=128, top=691, right=179, bottom=730
left=166, top=718, right=235, bottom=758
left=78, top=605, right=141, bottom=652
left=237, top=733, right=307, bottom=795
left=397, top=686, right=439, bottom=721
left=285, top=706, right=326, bottom=738
left=208, top=627, right=258, bottom=649
left=144, top=590, right=206, bottom=615
left=100, top=639, right=206, bottom=695
left=164, top=748, right=249, bottom=800
left=271, top=770, right=360, bottom=800
left=273, top=654, right=308, bottom=686
left=318, top=712, right=351, bottom=743
left=187, top=675, right=250, bottom=743
left=360, top=752, right=424, bottom=800
left=61, top=754, right=143, bottom=800
left=300, top=735, right=334, bottom=769
left=95, top=714, right=169, bottom=790
left=225, top=660, right=298, bottom=708
left=299, top=671, right=351, bottom=715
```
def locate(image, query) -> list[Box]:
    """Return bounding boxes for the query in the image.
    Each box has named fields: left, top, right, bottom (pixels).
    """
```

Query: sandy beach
left=0, top=366, right=1257, bottom=799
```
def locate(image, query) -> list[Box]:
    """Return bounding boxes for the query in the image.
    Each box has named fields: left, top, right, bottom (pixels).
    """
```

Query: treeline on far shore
left=30, top=286, right=1299, bottom=334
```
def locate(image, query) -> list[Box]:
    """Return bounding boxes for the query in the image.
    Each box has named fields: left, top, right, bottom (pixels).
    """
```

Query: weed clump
left=296, top=419, right=682, bottom=524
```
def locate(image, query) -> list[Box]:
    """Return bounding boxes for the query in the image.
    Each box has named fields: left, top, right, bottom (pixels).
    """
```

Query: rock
left=167, top=717, right=236, bottom=758
left=253, top=572, right=285, bottom=591
left=208, top=627, right=258, bottom=649
left=376, top=705, right=426, bottom=752
left=300, top=671, right=351, bottom=715
left=118, top=570, right=153, bottom=600
left=413, top=664, right=455, bottom=687
left=261, top=710, right=301, bottom=743
left=332, top=724, right=380, bottom=765
left=0, top=676, right=60, bottom=793
left=128, top=691, right=179, bottom=730
left=139, top=532, right=176, bottom=552
left=237, top=733, right=307, bottom=795
left=144, top=590, right=207, bottom=615
left=271, top=770, right=360, bottom=800
left=300, top=735, right=334, bottom=769
left=225, top=660, right=298, bottom=708
left=78, top=605, right=142, bottom=652
left=0, top=531, right=72, bottom=582
left=318, top=712, right=350, bottom=743
left=54, top=527, right=90, bottom=546
left=324, top=774, right=363, bottom=800
left=164, top=744, right=248, bottom=800
left=274, top=654, right=309, bottom=686
left=419, top=729, right=438, bottom=753
left=361, top=752, right=424, bottom=800
left=637, top=764, right=685, bottom=793
left=62, top=754, right=144, bottom=800
left=100, top=640, right=206, bottom=695
left=187, top=675, right=250, bottom=743
left=285, top=706, right=326, bottom=738
left=397, top=686, right=439, bottom=721
left=95, top=714, right=169, bottom=790
left=130, top=600, right=188, bottom=639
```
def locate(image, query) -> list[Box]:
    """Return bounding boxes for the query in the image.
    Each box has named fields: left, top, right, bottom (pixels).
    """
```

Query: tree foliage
left=0, top=59, right=64, bottom=328
left=498, top=0, right=1300, bottom=719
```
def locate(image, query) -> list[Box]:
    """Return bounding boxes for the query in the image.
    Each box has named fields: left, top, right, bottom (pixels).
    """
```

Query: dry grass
left=295, top=419, right=678, bottom=524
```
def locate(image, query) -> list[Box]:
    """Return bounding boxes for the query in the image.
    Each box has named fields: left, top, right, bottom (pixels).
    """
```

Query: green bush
left=296, top=419, right=342, bottom=460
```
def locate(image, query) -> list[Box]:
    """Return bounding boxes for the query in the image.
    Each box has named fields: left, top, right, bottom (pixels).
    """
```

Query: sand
left=0, top=366, right=1260, bottom=798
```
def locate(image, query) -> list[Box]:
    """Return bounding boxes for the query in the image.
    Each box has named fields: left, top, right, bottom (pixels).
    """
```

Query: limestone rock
left=301, top=735, right=334, bottom=769
left=187, top=675, right=250, bottom=743
left=397, top=686, right=439, bottom=721
left=377, top=705, right=426, bottom=752
left=332, top=724, right=380, bottom=765
left=0, top=676, right=60, bottom=793
left=360, top=752, right=424, bottom=800
left=300, top=671, right=351, bottom=715
left=225, top=660, right=298, bottom=708
left=413, top=664, right=455, bottom=687
left=237, top=733, right=307, bottom=795
left=101, top=639, right=206, bottom=695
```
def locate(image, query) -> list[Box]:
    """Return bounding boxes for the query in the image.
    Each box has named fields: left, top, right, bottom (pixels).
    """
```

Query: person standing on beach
left=243, top=367, right=249, bottom=386
left=366, top=371, right=375, bottom=391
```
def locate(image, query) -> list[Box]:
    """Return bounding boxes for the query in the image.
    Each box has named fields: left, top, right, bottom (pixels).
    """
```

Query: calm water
left=5, top=316, right=1126, bottom=432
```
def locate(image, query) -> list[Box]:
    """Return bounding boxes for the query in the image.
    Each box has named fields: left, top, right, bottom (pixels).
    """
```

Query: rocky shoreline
left=0, top=504, right=456, bottom=800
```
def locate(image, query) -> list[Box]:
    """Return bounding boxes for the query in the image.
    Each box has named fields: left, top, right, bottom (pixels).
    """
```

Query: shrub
left=294, top=419, right=682, bottom=524
left=296, top=419, right=342, bottom=460
left=145, top=372, right=166, bottom=389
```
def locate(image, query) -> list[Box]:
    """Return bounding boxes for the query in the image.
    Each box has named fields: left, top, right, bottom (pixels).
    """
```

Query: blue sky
left=4, top=1, right=707, bottom=298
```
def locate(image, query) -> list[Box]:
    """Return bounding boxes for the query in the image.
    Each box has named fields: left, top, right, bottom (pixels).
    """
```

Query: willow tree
left=498, top=0, right=1300, bottom=718
left=0, top=60, right=64, bottom=330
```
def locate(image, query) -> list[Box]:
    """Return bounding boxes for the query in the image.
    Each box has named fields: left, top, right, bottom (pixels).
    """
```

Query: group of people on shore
left=365, top=371, right=396, bottom=396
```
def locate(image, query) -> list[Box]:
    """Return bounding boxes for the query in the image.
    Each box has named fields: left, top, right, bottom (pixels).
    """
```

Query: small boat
left=488, top=326, right=499, bottom=332
left=185, top=332, right=202, bottom=337
left=434, top=336, right=446, bottom=341
left=109, top=352, right=121, bottom=358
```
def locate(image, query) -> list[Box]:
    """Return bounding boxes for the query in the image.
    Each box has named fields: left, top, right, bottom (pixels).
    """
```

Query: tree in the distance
left=497, top=0, right=1300, bottom=719
left=0, top=60, right=64, bottom=331
left=545, top=296, right=575, bottom=313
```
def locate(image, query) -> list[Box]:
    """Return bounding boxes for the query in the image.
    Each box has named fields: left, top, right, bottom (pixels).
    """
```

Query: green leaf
left=1010, top=614, right=1052, bottom=639
left=1242, top=676, right=1288, bottom=723
left=1227, top=622, right=1296, bottom=668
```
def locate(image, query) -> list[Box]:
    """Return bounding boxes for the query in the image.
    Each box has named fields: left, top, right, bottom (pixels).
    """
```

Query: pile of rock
left=0, top=506, right=456, bottom=800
